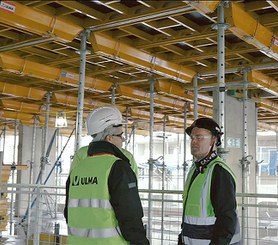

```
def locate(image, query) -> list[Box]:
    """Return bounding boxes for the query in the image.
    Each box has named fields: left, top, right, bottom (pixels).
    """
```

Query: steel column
left=124, top=107, right=128, bottom=150
left=147, top=77, right=155, bottom=241
left=75, top=30, right=90, bottom=152
left=212, top=2, right=229, bottom=151
left=193, top=75, right=198, bottom=120
left=161, top=114, right=166, bottom=244
left=111, top=84, right=116, bottom=105
left=27, top=116, right=38, bottom=239
left=183, top=103, right=188, bottom=187
left=40, top=92, right=52, bottom=184
left=9, top=120, right=18, bottom=235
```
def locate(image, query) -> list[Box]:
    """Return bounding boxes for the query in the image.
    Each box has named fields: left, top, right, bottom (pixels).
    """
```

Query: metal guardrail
left=0, top=183, right=277, bottom=244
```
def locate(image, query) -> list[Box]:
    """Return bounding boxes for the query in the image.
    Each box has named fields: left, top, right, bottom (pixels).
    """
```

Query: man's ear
left=105, top=135, right=113, bottom=143
left=211, top=136, right=217, bottom=147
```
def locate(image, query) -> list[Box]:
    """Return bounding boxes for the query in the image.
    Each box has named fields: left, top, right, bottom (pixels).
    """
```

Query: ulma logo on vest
left=72, top=176, right=98, bottom=186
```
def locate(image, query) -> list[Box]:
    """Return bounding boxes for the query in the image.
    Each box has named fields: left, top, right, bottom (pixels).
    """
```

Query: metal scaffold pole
left=9, top=120, right=18, bottom=235
left=27, top=116, right=38, bottom=239
left=40, top=92, right=52, bottom=184
left=241, top=69, right=250, bottom=244
left=75, top=30, right=90, bottom=152
left=147, top=77, right=155, bottom=242
left=193, top=75, right=198, bottom=120
left=161, top=114, right=166, bottom=244
left=124, top=107, right=129, bottom=150
left=212, top=1, right=229, bottom=155
left=111, top=84, right=116, bottom=105
left=183, top=103, right=188, bottom=187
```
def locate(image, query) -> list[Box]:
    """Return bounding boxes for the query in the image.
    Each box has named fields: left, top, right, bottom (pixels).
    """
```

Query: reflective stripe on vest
left=68, top=198, right=112, bottom=209
left=183, top=229, right=241, bottom=245
left=68, top=226, right=122, bottom=238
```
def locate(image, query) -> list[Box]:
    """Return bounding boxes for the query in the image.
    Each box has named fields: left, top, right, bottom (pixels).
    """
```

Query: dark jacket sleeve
left=108, top=160, right=149, bottom=245
left=64, top=176, right=70, bottom=224
left=210, top=164, right=237, bottom=245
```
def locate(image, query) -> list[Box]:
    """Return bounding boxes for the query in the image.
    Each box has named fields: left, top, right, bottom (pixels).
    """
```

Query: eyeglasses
left=112, top=132, right=124, bottom=139
left=190, top=134, right=212, bottom=141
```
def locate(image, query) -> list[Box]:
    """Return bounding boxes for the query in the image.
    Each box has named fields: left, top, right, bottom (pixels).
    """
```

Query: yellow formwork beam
left=0, top=54, right=112, bottom=92
left=189, top=1, right=220, bottom=14
left=0, top=81, right=45, bottom=100
left=252, top=96, right=278, bottom=114
left=0, top=1, right=82, bottom=42
left=118, top=84, right=212, bottom=115
left=258, top=121, right=278, bottom=132
left=90, top=33, right=196, bottom=83
left=118, top=84, right=186, bottom=110
left=0, top=111, right=38, bottom=123
left=1, top=100, right=41, bottom=114
left=53, top=93, right=107, bottom=109
left=248, top=70, right=278, bottom=96
left=225, top=2, right=278, bottom=61
left=155, top=80, right=213, bottom=106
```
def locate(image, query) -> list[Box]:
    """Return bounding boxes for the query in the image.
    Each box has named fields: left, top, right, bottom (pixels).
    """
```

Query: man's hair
left=92, top=125, right=121, bottom=142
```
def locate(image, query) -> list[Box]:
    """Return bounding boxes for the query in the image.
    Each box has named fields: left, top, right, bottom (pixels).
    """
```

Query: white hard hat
left=86, top=106, right=122, bottom=135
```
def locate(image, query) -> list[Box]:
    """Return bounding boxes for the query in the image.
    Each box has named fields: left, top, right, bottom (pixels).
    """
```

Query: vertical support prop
left=40, top=92, right=52, bottom=184
left=160, top=114, right=166, bottom=244
left=147, top=76, right=155, bottom=241
left=241, top=69, right=249, bottom=244
left=9, top=120, right=18, bottom=235
left=75, top=30, right=91, bottom=152
left=193, top=75, right=198, bottom=120
left=183, top=103, right=188, bottom=187
left=212, top=1, right=229, bottom=155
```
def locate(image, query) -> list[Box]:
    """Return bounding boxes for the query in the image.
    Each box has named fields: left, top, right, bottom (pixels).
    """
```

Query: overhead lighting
left=55, top=112, right=68, bottom=128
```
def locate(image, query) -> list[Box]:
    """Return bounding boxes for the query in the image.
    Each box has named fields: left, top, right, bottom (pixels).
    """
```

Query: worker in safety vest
left=64, top=106, right=149, bottom=245
left=70, top=138, right=138, bottom=176
left=179, top=117, right=241, bottom=245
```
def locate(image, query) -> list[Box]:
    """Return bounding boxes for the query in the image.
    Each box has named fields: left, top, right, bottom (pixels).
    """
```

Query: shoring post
left=9, top=120, right=18, bottom=235
left=124, top=107, right=129, bottom=150
left=212, top=1, right=229, bottom=156
left=40, top=92, right=52, bottom=184
left=27, top=116, right=38, bottom=239
left=75, top=29, right=91, bottom=152
left=241, top=68, right=250, bottom=244
left=147, top=76, right=155, bottom=241
left=193, top=75, right=198, bottom=120
left=111, top=84, right=116, bottom=105
left=183, top=102, right=188, bottom=187
left=161, top=114, right=167, bottom=244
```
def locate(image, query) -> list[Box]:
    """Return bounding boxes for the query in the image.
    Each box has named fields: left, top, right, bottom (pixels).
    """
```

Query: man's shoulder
left=76, top=145, right=89, bottom=154
left=121, top=148, right=132, bottom=156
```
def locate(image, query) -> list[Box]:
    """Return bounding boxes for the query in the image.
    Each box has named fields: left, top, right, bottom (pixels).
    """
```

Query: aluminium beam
left=0, top=1, right=82, bottom=42
left=225, top=2, right=278, bottom=61
left=90, top=32, right=196, bottom=83
left=0, top=54, right=112, bottom=92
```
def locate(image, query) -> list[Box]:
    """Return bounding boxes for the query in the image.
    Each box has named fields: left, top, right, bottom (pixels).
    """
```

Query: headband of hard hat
left=186, top=117, right=223, bottom=146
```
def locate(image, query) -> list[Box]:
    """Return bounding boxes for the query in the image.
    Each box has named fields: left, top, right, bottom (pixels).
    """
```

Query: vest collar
left=87, top=141, right=130, bottom=164
left=194, top=151, right=217, bottom=173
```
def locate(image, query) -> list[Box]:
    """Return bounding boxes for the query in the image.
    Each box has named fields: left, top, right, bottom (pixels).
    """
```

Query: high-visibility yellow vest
left=70, top=145, right=138, bottom=176
left=182, top=157, right=241, bottom=245
left=68, top=154, right=129, bottom=245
